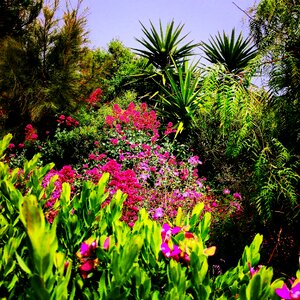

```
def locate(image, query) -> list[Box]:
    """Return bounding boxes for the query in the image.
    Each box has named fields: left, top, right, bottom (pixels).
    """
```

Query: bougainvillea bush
left=1, top=134, right=298, bottom=299
left=6, top=99, right=243, bottom=227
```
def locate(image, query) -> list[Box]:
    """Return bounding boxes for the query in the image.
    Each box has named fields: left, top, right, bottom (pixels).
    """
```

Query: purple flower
left=153, top=207, right=164, bottom=219
left=161, top=242, right=181, bottom=259
left=275, top=280, right=300, bottom=300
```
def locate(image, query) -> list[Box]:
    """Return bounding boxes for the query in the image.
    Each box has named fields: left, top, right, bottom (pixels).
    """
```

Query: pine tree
left=0, top=0, right=88, bottom=133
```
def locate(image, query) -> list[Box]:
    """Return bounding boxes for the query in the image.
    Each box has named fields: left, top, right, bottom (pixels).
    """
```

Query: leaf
left=16, top=252, right=32, bottom=275
left=0, top=134, right=13, bottom=159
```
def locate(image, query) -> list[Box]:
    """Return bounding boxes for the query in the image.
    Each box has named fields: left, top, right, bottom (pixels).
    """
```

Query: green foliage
left=201, top=29, right=257, bottom=75
left=0, top=134, right=289, bottom=299
left=249, top=0, right=300, bottom=151
left=254, top=138, right=299, bottom=222
left=80, top=40, right=148, bottom=102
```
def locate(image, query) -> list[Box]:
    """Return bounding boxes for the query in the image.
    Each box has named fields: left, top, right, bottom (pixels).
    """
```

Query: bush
left=1, top=134, right=297, bottom=299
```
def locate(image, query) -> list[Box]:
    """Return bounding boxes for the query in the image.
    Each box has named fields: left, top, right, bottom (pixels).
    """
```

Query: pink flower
left=110, top=138, right=119, bottom=145
left=223, top=188, right=231, bottom=195
left=188, top=155, right=202, bottom=166
left=276, top=280, right=300, bottom=300
left=24, top=124, right=38, bottom=142
left=103, top=237, right=110, bottom=250
left=233, top=192, right=242, bottom=200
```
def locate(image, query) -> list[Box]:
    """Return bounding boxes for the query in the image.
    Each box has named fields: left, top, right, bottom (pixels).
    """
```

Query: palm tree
left=133, top=20, right=199, bottom=71
left=201, top=29, right=257, bottom=75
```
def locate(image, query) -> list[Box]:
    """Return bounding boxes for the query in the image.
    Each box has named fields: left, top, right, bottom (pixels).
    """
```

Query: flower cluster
left=42, top=165, right=78, bottom=223
left=85, top=159, right=143, bottom=225
left=76, top=236, right=110, bottom=279
left=57, top=115, right=79, bottom=127
left=161, top=223, right=216, bottom=264
left=164, top=122, right=177, bottom=136
left=105, top=102, right=160, bottom=143
left=86, top=88, right=102, bottom=107
left=76, top=237, right=99, bottom=279
left=85, top=102, right=218, bottom=223
left=24, top=124, right=38, bottom=143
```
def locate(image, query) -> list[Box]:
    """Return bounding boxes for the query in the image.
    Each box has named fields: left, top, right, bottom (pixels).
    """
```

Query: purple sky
left=75, top=0, right=258, bottom=53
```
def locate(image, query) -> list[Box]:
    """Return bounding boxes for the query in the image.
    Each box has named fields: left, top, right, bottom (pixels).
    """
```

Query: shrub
left=1, top=134, right=296, bottom=299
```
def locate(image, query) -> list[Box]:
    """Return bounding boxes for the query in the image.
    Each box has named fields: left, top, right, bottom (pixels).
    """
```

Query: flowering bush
left=0, top=134, right=299, bottom=299
left=72, top=102, right=219, bottom=224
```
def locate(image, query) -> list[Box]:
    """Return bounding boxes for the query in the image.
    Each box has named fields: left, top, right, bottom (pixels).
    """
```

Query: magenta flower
left=80, top=243, right=91, bottom=257
left=161, top=242, right=181, bottom=260
left=276, top=280, right=300, bottom=300
left=103, top=237, right=110, bottom=250
left=233, top=192, right=242, bottom=200
left=171, top=226, right=181, bottom=235
left=79, top=259, right=99, bottom=279
left=248, top=263, right=261, bottom=278
left=110, top=138, right=119, bottom=145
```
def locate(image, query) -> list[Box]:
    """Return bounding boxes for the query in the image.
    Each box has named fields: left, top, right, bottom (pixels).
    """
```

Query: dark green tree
left=0, top=0, right=88, bottom=133
left=0, top=0, right=43, bottom=39
left=249, top=0, right=300, bottom=151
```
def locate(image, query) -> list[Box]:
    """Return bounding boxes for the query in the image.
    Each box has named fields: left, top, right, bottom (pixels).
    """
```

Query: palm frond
left=201, top=29, right=258, bottom=74
left=133, top=20, right=199, bottom=70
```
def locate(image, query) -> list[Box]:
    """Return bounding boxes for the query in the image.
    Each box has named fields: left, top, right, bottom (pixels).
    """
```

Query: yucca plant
left=157, top=62, right=202, bottom=135
left=133, top=20, right=199, bottom=71
left=201, top=29, right=257, bottom=75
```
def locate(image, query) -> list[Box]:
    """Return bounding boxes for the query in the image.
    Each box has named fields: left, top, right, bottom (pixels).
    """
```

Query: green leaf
left=16, top=252, right=32, bottom=275
left=0, top=134, right=13, bottom=159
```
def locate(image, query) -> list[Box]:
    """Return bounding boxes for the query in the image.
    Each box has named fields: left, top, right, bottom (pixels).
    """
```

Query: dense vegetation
left=0, top=0, right=299, bottom=299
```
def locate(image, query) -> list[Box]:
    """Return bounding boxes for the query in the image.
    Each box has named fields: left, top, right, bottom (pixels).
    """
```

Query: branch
left=232, top=2, right=254, bottom=21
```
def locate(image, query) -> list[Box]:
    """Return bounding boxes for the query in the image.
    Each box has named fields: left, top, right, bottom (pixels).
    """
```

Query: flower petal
left=276, top=284, right=292, bottom=299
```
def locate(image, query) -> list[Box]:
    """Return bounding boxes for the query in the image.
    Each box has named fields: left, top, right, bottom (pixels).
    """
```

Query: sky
left=73, top=0, right=258, bottom=55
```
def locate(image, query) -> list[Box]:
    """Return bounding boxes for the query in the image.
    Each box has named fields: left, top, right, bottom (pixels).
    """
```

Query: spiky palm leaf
left=201, top=29, right=257, bottom=74
left=133, top=20, right=199, bottom=71
left=157, top=62, right=201, bottom=134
